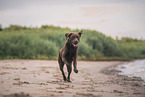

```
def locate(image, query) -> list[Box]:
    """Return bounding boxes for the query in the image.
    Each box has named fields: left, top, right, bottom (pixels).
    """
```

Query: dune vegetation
left=0, top=25, right=145, bottom=61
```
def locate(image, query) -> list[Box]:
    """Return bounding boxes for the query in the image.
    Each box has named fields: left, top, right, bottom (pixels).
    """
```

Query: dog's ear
left=65, top=33, right=72, bottom=39
left=78, top=30, right=83, bottom=37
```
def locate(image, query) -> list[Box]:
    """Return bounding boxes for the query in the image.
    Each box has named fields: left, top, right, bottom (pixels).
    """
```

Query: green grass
left=0, top=24, right=145, bottom=61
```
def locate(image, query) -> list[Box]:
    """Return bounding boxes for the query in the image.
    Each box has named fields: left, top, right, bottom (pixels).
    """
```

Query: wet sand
left=0, top=60, right=145, bottom=97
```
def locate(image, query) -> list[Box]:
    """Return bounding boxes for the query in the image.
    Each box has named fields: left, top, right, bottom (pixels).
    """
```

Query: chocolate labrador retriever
left=58, top=31, right=83, bottom=82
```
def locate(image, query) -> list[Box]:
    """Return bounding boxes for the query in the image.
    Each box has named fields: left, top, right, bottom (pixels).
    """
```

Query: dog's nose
left=74, top=40, right=78, bottom=44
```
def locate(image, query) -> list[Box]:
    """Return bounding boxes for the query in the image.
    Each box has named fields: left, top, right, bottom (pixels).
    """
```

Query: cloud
left=81, top=6, right=120, bottom=18
left=0, top=0, right=145, bottom=39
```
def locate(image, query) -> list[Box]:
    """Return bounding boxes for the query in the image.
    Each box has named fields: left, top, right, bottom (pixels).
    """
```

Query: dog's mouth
left=72, top=43, right=78, bottom=47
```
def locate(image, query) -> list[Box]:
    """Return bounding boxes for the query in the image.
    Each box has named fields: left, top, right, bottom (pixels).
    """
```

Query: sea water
left=116, top=59, right=145, bottom=81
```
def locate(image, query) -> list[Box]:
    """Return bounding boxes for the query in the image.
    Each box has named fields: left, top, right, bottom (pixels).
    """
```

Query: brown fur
left=58, top=31, right=83, bottom=82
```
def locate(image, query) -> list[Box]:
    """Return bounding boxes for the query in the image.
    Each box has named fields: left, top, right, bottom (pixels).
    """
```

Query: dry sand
left=0, top=60, right=145, bottom=97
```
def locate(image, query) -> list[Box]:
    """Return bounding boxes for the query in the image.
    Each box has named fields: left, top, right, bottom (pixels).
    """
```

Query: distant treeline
left=0, top=25, right=145, bottom=61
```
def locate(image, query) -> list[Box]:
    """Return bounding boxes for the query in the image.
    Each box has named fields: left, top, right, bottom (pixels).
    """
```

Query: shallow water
left=116, top=59, right=145, bottom=81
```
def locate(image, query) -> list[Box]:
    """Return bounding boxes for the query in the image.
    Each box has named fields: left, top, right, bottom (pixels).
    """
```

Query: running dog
left=58, top=31, right=83, bottom=82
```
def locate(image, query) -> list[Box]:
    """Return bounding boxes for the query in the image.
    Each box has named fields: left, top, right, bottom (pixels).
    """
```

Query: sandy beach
left=0, top=60, right=145, bottom=97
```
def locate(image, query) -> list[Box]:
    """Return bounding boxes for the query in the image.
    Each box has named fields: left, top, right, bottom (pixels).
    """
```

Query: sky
left=0, top=0, right=145, bottom=39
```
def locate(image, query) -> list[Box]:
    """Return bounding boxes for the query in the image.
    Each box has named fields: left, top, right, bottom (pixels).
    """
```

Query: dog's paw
left=74, top=69, right=78, bottom=73
left=66, top=78, right=72, bottom=82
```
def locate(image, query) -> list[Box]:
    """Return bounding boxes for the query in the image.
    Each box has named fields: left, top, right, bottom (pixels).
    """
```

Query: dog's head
left=65, top=31, right=83, bottom=48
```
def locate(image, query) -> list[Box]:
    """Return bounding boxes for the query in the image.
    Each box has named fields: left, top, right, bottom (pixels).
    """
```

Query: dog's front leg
left=62, top=57, right=72, bottom=82
left=66, top=64, right=72, bottom=82
left=73, top=59, right=78, bottom=73
left=62, top=57, right=73, bottom=82
left=73, top=50, right=78, bottom=73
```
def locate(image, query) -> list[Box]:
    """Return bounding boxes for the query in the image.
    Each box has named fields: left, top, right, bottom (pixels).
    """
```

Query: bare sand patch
left=0, top=60, right=144, bottom=97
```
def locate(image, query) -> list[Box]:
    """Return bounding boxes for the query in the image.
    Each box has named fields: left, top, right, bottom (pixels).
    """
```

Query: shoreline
left=0, top=60, right=145, bottom=97
left=101, top=61, right=145, bottom=83
left=101, top=62, right=145, bottom=96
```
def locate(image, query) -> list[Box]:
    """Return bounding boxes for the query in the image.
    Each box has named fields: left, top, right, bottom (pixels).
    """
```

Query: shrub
left=0, top=24, right=145, bottom=60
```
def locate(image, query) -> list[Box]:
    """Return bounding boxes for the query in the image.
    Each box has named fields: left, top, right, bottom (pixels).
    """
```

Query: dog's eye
left=72, top=36, right=75, bottom=39
left=76, top=36, right=79, bottom=39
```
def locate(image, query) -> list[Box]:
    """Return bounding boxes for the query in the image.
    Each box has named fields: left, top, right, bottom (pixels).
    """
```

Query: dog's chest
left=65, top=50, right=76, bottom=62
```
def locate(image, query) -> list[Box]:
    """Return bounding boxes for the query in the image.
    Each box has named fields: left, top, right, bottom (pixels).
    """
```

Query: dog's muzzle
left=72, top=41, right=78, bottom=47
